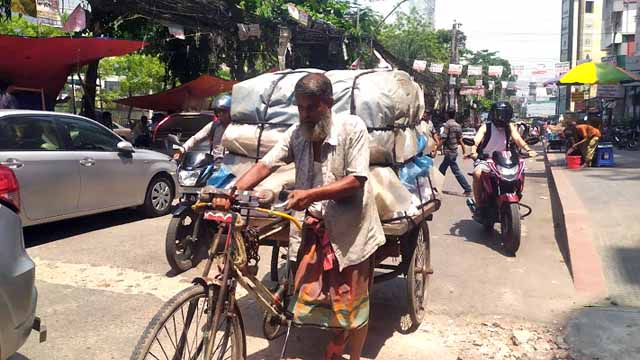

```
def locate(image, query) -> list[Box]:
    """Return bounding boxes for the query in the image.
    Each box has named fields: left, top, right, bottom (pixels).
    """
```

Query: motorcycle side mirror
left=525, top=137, right=540, bottom=146
left=462, top=138, right=476, bottom=146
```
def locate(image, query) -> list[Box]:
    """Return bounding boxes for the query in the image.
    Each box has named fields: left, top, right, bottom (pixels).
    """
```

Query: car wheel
left=143, top=175, right=174, bottom=217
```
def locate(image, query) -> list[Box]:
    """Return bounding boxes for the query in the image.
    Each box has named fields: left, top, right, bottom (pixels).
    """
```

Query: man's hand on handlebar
left=172, top=148, right=185, bottom=160
left=286, top=190, right=314, bottom=211
left=527, top=149, right=538, bottom=158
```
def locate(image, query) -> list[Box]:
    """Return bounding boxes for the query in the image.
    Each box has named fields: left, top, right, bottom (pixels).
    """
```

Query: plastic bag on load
left=369, top=167, right=413, bottom=220
left=207, top=165, right=236, bottom=188
left=399, top=155, right=434, bottom=188
left=407, top=176, right=435, bottom=216
left=394, top=128, right=420, bottom=163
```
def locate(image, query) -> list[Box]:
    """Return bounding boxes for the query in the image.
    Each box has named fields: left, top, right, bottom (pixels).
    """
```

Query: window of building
left=585, top=1, right=594, bottom=14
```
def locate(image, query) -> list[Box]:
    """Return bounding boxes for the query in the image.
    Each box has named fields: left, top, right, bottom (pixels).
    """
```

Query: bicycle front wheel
left=131, top=284, right=245, bottom=360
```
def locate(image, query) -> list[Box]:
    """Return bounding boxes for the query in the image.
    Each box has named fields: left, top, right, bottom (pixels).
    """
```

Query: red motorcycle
left=464, top=139, right=534, bottom=255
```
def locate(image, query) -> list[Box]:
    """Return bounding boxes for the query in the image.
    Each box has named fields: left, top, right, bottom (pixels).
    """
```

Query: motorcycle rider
left=468, top=101, right=537, bottom=215
left=173, top=94, right=232, bottom=159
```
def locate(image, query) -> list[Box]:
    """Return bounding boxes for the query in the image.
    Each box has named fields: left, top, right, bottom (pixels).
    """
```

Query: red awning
left=114, top=75, right=237, bottom=112
left=0, top=35, right=145, bottom=100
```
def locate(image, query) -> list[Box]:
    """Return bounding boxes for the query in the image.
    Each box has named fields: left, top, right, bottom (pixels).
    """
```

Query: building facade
left=559, top=0, right=608, bottom=114
left=599, top=0, right=639, bottom=126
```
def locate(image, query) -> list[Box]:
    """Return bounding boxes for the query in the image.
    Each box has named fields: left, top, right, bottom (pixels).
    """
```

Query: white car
left=0, top=110, right=178, bottom=226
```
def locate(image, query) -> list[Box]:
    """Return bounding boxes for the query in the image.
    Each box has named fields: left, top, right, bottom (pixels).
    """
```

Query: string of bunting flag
left=411, top=60, right=505, bottom=78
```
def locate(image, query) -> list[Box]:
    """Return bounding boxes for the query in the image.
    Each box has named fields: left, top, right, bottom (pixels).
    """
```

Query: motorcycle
left=463, top=137, right=538, bottom=256
left=164, top=135, right=223, bottom=273
left=612, top=126, right=640, bottom=150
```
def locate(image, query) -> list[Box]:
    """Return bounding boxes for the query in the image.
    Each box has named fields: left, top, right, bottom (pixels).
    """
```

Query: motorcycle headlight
left=178, top=169, right=203, bottom=187
left=499, top=166, right=518, bottom=176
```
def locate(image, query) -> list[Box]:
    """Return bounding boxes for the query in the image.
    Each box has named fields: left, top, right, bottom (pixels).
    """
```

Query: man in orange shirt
left=569, top=122, right=601, bottom=167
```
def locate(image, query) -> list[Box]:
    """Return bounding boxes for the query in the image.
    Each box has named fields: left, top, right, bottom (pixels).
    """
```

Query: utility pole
left=447, top=20, right=461, bottom=114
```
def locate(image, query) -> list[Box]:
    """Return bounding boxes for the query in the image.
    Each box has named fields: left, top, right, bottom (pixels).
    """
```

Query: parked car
left=0, top=165, right=45, bottom=359
left=112, top=122, right=135, bottom=142
left=151, top=112, right=215, bottom=156
left=0, top=110, right=177, bottom=227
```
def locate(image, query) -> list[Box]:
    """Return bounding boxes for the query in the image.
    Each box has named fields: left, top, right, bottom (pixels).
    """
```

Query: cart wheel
left=262, top=312, right=284, bottom=340
left=399, top=221, right=431, bottom=334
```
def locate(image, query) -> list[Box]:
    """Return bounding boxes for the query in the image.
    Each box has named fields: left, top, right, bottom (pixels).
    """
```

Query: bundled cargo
left=216, top=68, right=440, bottom=222
left=224, top=69, right=425, bottom=168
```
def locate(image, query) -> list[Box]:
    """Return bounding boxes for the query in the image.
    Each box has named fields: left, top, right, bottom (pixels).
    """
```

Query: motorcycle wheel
left=165, top=210, right=199, bottom=273
left=500, top=203, right=521, bottom=256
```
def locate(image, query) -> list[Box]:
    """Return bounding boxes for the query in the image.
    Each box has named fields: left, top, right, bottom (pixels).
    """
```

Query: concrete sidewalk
left=546, top=148, right=640, bottom=360
left=546, top=149, right=640, bottom=306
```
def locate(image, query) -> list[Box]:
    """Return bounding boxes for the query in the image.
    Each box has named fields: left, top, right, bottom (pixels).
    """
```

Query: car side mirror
left=117, top=141, right=135, bottom=154
left=526, top=137, right=540, bottom=146
left=462, top=138, right=475, bottom=146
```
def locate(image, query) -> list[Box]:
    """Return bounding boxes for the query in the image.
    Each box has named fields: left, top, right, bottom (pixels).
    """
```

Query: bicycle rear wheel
left=131, top=284, right=245, bottom=360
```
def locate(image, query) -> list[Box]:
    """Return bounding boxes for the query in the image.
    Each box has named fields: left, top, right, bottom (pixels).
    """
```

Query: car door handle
left=79, top=158, right=96, bottom=167
left=0, top=158, right=24, bottom=169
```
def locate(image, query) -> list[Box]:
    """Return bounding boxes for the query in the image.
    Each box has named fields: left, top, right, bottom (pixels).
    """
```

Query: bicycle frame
left=192, top=200, right=302, bottom=358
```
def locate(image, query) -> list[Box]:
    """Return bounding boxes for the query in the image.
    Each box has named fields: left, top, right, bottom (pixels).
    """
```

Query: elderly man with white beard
left=229, top=73, right=385, bottom=359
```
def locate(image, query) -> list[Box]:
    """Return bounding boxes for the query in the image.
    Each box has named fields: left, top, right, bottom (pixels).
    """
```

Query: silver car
left=0, top=166, right=45, bottom=359
left=0, top=110, right=177, bottom=226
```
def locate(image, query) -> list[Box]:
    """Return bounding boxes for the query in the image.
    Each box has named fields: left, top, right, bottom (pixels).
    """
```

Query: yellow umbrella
left=559, top=62, right=640, bottom=85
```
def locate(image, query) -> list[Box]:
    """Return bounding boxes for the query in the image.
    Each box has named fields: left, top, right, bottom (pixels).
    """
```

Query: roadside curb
left=543, top=151, right=608, bottom=296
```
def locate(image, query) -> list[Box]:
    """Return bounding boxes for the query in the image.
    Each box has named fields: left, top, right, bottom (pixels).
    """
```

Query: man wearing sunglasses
left=173, top=94, right=232, bottom=159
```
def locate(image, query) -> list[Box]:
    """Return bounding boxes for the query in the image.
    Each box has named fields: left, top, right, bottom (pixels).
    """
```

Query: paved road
left=15, top=149, right=581, bottom=360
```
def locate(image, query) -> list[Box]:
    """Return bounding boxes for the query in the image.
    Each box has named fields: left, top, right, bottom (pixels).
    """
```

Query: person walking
left=438, top=110, right=472, bottom=196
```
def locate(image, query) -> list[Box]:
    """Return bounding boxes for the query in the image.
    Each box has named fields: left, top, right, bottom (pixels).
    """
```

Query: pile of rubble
left=418, top=316, right=576, bottom=360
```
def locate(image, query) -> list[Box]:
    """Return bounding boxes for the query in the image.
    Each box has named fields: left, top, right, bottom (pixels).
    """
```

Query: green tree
left=98, top=54, right=166, bottom=104
left=0, top=15, right=68, bottom=36
left=378, top=9, right=449, bottom=64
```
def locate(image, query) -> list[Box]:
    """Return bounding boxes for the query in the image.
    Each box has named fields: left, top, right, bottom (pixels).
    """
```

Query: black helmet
left=212, top=94, right=232, bottom=111
left=489, top=101, right=513, bottom=128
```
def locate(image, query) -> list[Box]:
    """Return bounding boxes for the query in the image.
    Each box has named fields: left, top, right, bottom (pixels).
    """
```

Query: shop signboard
left=597, top=85, right=623, bottom=98
left=36, top=0, right=62, bottom=27
left=571, top=92, right=584, bottom=102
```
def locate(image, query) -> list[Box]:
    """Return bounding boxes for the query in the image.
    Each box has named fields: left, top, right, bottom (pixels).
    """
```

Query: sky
left=364, top=0, right=562, bottom=82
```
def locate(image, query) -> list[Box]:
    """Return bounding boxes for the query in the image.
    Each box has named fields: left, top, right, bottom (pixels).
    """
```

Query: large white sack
left=230, top=69, right=424, bottom=128
left=222, top=124, right=289, bottom=159
left=231, top=69, right=323, bottom=125
left=222, top=125, right=420, bottom=166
